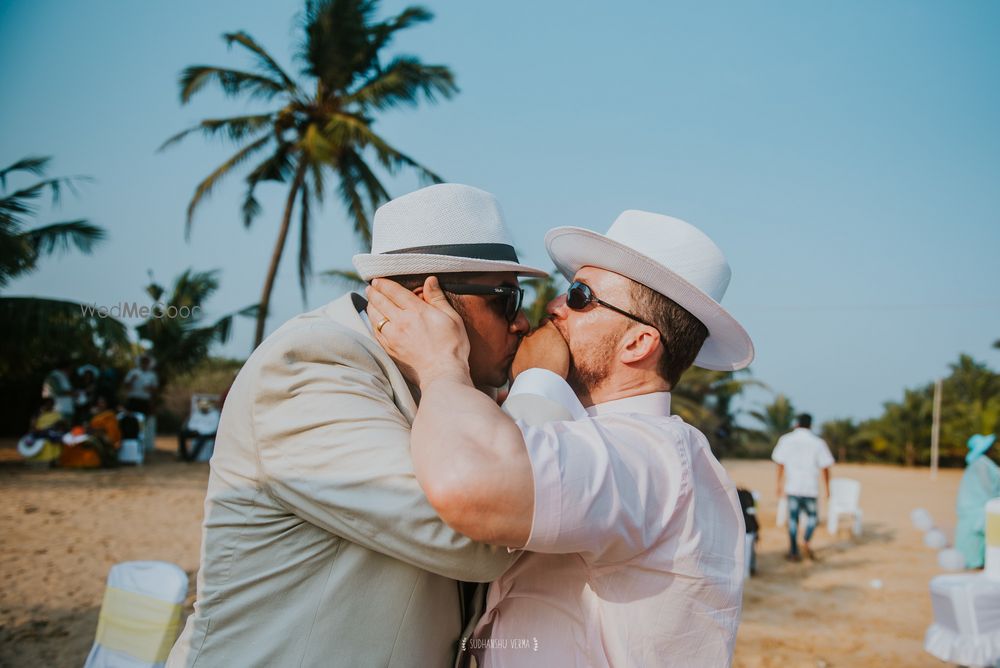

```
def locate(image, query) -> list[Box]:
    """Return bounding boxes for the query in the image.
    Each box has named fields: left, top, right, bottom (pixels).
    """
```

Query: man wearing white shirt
left=771, top=413, right=834, bottom=561
left=368, top=210, right=755, bottom=667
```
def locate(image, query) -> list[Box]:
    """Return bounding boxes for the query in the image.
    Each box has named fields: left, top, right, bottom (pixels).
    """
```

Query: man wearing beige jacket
left=167, top=184, right=551, bottom=667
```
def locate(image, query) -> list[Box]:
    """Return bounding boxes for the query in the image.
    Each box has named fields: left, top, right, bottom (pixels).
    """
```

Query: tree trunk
left=253, top=162, right=307, bottom=348
left=904, top=441, right=915, bottom=467
left=839, top=445, right=846, bottom=463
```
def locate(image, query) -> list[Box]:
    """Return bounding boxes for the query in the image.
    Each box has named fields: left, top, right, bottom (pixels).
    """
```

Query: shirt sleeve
left=817, top=439, right=835, bottom=468
left=501, top=369, right=588, bottom=426
left=518, top=415, right=685, bottom=564
left=771, top=438, right=787, bottom=464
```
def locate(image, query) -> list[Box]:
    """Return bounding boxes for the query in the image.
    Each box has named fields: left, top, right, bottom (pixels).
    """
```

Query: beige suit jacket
left=168, top=294, right=516, bottom=668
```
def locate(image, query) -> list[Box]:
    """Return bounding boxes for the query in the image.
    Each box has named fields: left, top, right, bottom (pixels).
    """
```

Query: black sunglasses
left=438, top=283, right=524, bottom=323
left=566, top=281, right=661, bottom=335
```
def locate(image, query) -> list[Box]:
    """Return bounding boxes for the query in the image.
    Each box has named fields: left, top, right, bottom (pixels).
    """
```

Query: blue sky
left=2, top=0, right=998, bottom=425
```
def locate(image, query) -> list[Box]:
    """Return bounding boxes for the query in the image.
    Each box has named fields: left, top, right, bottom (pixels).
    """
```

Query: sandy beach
left=0, top=440, right=963, bottom=667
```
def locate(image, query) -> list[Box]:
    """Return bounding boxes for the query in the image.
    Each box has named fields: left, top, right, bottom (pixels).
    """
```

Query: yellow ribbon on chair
left=987, top=508, right=1000, bottom=547
left=95, top=586, right=182, bottom=663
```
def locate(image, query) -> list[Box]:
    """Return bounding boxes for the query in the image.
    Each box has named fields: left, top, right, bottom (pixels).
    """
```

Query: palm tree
left=821, top=418, right=859, bottom=463
left=161, top=0, right=457, bottom=347
left=522, top=273, right=563, bottom=327
left=137, top=268, right=257, bottom=393
left=0, top=156, right=128, bottom=377
left=748, top=394, right=797, bottom=448
left=673, top=368, right=764, bottom=457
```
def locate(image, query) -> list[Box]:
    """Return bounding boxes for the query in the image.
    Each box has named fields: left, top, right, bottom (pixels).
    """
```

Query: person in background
left=17, top=397, right=68, bottom=465
left=42, top=360, right=76, bottom=421
left=955, top=434, right=1000, bottom=569
left=74, top=365, right=99, bottom=423
left=772, top=413, right=834, bottom=561
left=123, top=355, right=159, bottom=415
left=178, top=398, right=220, bottom=462
left=88, top=395, right=121, bottom=463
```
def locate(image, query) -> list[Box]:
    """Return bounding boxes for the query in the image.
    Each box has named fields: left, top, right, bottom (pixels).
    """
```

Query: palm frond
left=158, top=113, right=275, bottom=152
left=347, top=56, right=456, bottom=111
left=179, top=65, right=287, bottom=104
left=23, top=220, right=105, bottom=257
left=239, top=142, right=295, bottom=229
left=223, top=31, right=300, bottom=93
left=369, top=6, right=434, bottom=54
left=0, top=156, right=50, bottom=190
left=185, top=135, right=273, bottom=237
left=324, top=112, right=442, bottom=183
left=320, top=267, right=366, bottom=291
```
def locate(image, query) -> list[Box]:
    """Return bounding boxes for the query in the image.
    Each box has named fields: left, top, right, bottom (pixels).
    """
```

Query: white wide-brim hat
left=353, top=183, right=547, bottom=280
left=545, top=210, right=754, bottom=371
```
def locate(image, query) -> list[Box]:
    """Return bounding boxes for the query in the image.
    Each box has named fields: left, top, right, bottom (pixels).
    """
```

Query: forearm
left=411, top=372, right=533, bottom=546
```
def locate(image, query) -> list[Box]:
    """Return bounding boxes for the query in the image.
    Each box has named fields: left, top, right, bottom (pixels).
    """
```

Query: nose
left=547, top=294, right=568, bottom=319
left=510, top=309, right=530, bottom=336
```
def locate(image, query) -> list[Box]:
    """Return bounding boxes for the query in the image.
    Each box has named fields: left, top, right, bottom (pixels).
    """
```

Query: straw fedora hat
left=353, top=183, right=547, bottom=281
left=545, top=210, right=754, bottom=371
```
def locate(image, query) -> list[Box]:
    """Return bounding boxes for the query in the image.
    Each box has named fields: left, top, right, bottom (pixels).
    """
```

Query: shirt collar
left=586, top=391, right=671, bottom=417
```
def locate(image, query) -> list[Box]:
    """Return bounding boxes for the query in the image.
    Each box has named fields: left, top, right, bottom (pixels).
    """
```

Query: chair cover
left=827, top=478, right=863, bottom=536
left=84, top=561, right=188, bottom=668
left=924, top=572, right=1000, bottom=667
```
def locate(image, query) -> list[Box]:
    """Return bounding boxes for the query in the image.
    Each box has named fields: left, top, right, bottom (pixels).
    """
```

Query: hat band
left=384, top=242, right=519, bottom=262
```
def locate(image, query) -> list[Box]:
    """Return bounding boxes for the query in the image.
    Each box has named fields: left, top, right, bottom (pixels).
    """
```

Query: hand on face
left=366, top=276, right=471, bottom=388
left=510, top=320, right=570, bottom=382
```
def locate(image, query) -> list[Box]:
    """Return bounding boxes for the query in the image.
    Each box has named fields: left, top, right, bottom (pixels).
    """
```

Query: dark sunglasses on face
left=438, top=283, right=525, bottom=323
left=565, top=280, right=662, bottom=336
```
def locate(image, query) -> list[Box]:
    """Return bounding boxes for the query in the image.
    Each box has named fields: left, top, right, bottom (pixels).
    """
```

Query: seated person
left=178, top=398, right=220, bottom=462
left=59, top=396, right=120, bottom=468
left=17, top=398, right=67, bottom=463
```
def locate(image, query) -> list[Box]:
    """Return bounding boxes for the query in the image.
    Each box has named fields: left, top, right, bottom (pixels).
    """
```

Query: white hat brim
left=17, top=435, right=46, bottom=458
left=353, top=253, right=548, bottom=281
left=545, top=226, right=755, bottom=371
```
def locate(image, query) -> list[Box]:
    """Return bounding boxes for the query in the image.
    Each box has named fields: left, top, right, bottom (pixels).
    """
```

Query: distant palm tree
left=749, top=393, right=796, bottom=447
left=0, top=156, right=128, bottom=376
left=161, top=0, right=457, bottom=347
left=137, top=268, right=257, bottom=393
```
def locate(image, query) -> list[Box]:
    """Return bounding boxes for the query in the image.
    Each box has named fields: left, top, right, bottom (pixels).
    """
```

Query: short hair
left=629, top=281, right=709, bottom=389
left=796, top=413, right=813, bottom=429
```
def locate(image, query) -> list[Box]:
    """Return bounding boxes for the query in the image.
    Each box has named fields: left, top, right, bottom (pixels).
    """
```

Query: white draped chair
left=826, top=478, right=863, bottom=536
left=84, top=561, right=188, bottom=668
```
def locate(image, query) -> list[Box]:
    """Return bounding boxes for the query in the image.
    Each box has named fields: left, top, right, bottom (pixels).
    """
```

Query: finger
left=366, top=303, right=386, bottom=332
left=365, top=283, right=405, bottom=321
left=371, top=277, right=426, bottom=309
left=423, top=276, right=450, bottom=305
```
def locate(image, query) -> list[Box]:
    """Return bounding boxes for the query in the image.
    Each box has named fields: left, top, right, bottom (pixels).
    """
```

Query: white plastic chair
left=84, top=561, right=189, bottom=668
left=925, top=573, right=1000, bottom=667
left=827, top=478, right=863, bottom=536
left=117, top=412, right=146, bottom=466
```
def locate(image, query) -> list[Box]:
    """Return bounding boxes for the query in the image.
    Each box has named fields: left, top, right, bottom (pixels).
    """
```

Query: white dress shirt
left=471, top=369, right=745, bottom=667
left=771, top=428, right=835, bottom=497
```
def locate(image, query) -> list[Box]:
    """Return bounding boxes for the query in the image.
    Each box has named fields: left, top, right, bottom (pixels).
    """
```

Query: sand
left=0, top=439, right=964, bottom=667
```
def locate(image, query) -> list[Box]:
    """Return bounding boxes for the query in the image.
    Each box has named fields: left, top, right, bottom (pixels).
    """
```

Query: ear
left=620, top=326, right=661, bottom=365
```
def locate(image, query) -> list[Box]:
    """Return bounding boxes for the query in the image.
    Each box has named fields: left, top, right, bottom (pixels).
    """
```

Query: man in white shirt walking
left=771, top=413, right=834, bottom=561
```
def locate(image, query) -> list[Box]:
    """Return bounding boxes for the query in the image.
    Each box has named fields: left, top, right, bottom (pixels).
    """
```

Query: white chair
left=117, top=412, right=146, bottom=466
left=925, top=573, right=1000, bottom=667
left=84, top=561, right=189, bottom=667
left=827, top=478, right=863, bottom=536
